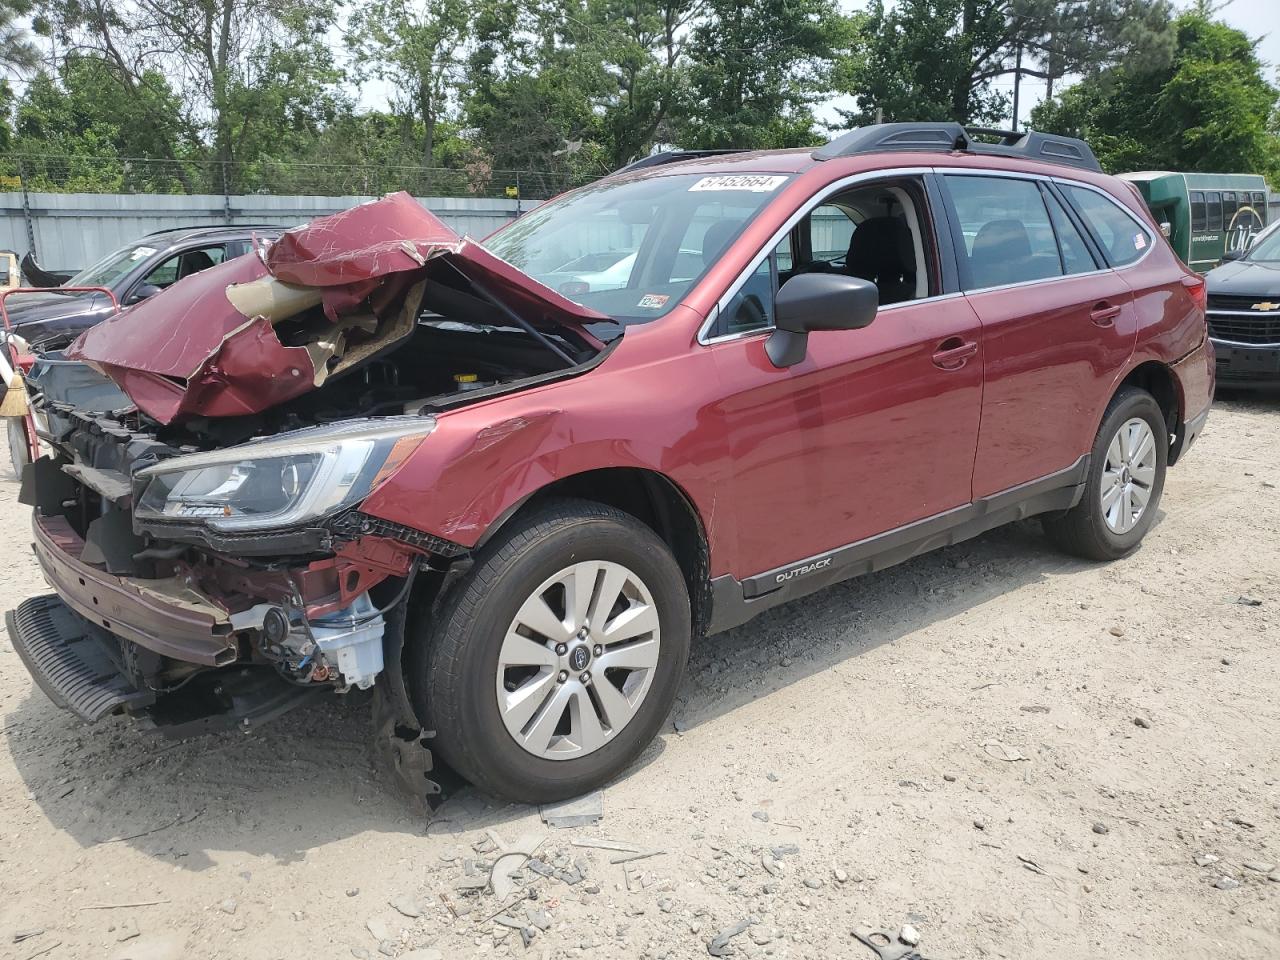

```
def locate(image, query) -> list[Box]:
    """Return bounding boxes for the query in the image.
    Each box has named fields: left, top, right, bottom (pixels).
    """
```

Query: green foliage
left=1031, top=12, right=1280, bottom=182
left=842, top=0, right=1175, bottom=127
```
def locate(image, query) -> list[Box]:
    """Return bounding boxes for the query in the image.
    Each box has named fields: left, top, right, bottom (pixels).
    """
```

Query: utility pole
left=1011, top=43, right=1023, bottom=132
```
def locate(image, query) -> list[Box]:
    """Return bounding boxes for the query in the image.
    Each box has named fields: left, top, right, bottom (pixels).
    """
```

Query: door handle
left=1090, top=301, right=1122, bottom=327
left=931, top=337, right=978, bottom=370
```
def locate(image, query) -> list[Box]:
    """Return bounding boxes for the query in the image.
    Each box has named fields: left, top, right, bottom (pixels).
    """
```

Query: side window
left=808, top=204, right=855, bottom=266
left=1061, top=185, right=1151, bottom=268
left=142, top=244, right=227, bottom=290
left=721, top=255, right=776, bottom=335
left=1222, top=192, right=1237, bottom=224
left=1206, top=192, right=1222, bottom=231
left=1190, top=191, right=1206, bottom=232
left=1042, top=189, right=1097, bottom=275
left=945, top=175, right=1063, bottom=289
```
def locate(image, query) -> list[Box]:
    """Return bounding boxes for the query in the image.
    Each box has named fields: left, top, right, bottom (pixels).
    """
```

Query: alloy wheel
left=1101, top=416, right=1157, bottom=534
left=495, top=560, right=661, bottom=760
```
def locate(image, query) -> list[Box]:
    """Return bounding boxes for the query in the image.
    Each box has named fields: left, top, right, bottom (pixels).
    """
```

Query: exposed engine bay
left=9, top=194, right=622, bottom=794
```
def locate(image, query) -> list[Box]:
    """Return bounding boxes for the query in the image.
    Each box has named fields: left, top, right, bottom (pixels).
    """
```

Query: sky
left=818, top=0, right=1280, bottom=130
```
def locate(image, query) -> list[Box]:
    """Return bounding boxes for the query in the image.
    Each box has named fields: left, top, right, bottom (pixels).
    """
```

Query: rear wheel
left=415, top=499, right=690, bottom=803
left=1044, top=386, right=1167, bottom=561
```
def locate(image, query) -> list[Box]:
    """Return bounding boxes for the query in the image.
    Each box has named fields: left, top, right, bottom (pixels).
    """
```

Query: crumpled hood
left=66, top=192, right=613, bottom=425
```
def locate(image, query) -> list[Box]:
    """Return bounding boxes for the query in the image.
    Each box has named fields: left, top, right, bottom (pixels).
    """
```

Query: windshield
left=1247, top=224, right=1280, bottom=262
left=66, top=243, right=158, bottom=288
left=484, top=172, right=790, bottom=322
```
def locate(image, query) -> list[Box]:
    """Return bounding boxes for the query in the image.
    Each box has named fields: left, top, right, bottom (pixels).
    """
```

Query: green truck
left=1120, top=171, right=1269, bottom=272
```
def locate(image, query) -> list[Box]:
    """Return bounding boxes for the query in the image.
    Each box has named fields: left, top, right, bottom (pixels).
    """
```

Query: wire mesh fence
left=0, top=155, right=594, bottom=200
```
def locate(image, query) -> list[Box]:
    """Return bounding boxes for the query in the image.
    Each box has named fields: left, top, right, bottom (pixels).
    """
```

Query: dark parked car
left=7, top=124, right=1212, bottom=804
left=1, top=224, right=282, bottom=352
left=1204, top=220, right=1280, bottom=387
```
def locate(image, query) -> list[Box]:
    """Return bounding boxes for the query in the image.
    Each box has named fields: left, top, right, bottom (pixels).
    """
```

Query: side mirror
left=126, top=283, right=162, bottom=305
left=765, top=273, right=878, bottom=368
left=1221, top=249, right=1244, bottom=263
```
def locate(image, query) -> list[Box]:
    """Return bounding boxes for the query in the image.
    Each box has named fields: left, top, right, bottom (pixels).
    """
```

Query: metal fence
left=0, top=193, right=539, bottom=273
left=0, top=155, right=591, bottom=201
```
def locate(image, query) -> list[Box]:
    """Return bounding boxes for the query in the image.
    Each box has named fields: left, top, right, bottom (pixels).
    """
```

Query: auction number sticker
left=637, top=293, right=670, bottom=309
left=689, top=175, right=788, bottom=193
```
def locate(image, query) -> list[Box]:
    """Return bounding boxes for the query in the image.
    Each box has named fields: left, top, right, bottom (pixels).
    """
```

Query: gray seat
left=969, top=220, right=1032, bottom=288
left=844, top=216, right=916, bottom=304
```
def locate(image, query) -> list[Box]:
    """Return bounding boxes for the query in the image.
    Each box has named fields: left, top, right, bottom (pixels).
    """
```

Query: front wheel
left=415, top=499, right=690, bottom=803
left=1044, top=386, right=1168, bottom=561
left=7, top=417, right=30, bottom=479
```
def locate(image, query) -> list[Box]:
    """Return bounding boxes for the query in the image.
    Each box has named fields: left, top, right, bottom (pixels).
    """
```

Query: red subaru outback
left=7, top=123, right=1212, bottom=803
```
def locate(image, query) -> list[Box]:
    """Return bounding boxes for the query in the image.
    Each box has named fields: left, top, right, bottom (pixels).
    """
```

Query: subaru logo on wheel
left=569, top=645, right=591, bottom=672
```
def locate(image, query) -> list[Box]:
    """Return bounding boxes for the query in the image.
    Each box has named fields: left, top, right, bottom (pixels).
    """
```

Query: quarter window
left=944, top=175, right=1064, bottom=288
left=1190, top=191, right=1206, bottom=232
left=1060, top=185, right=1151, bottom=268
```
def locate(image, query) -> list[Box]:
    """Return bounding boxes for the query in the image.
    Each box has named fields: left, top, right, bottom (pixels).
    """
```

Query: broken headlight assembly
left=134, top=417, right=435, bottom=532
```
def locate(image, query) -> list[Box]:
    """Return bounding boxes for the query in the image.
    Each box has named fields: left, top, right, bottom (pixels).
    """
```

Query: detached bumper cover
left=31, top=513, right=237, bottom=667
left=6, top=594, right=154, bottom=721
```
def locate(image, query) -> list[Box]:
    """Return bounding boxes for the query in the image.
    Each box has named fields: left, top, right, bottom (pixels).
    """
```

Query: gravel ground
left=0, top=395, right=1277, bottom=960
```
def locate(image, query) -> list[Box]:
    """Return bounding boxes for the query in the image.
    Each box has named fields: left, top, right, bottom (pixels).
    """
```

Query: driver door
left=707, top=176, right=984, bottom=581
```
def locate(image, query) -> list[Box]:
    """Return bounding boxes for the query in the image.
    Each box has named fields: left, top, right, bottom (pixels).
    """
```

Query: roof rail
left=813, top=122, right=1101, bottom=173
left=140, top=223, right=283, bottom=237
left=614, top=149, right=751, bottom=175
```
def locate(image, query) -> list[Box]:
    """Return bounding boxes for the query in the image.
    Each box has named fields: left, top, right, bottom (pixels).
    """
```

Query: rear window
left=1060, top=185, right=1151, bottom=268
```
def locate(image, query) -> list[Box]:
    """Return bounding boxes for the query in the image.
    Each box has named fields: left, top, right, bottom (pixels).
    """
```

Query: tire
left=7, top=417, right=29, bottom=479
left=1044, top=386, right=1168, bottom=561
left=414, top=498, right=691, bottom=803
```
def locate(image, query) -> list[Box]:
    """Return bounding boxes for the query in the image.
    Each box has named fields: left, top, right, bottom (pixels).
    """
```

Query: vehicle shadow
left=670, top=518, right=1115, bottom=733
left=5, top=516, right=1122, bottom=870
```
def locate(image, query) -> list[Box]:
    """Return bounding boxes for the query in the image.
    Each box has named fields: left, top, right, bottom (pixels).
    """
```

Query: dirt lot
left=0, top=395, right=1277, bottom=960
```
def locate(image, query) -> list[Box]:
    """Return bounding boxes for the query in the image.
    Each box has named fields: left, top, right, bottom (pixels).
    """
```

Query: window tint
left=945, top=175, right=1063, bottom=288
left=1222, top=192, right=1238, bottom=224
left=1190, top=191, right=1206, bottom=232
left=1206, top=192, right=1222, bottom=231
left=1061, top=185, right=1151, bottom=267
left=143, top=244, right=227, bottom=289
left=1043, top=190, right=1096, bottom=275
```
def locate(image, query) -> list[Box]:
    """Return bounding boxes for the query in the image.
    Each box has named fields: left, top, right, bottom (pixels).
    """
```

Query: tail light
left=1181, top=274, right=1207, bottom=312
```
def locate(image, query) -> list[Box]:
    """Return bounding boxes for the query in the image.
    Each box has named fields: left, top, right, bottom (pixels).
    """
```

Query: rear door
left=941, top=172, right=1138, bottom=498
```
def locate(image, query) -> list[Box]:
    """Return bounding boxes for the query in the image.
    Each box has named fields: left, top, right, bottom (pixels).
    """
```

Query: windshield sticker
left=637, top=293, right=670, bottom=309
left=130, top=246, right=157, bottom=260
left=689, top=175, right=788, bottom=193
left=1134, top=233, right=1147, bottom=250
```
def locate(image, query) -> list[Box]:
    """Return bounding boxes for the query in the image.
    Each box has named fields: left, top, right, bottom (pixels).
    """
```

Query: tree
left=681, top=0, right=848, bottom=150
left=38, top=0, right=341, bottom=187
left=1031, top=11, right=1280, bottom=179
left=842, top=0, right=1175, bottom=127
left=346, top=0, right=470, bottom=167
left=0, top=0, right=40, bottom=76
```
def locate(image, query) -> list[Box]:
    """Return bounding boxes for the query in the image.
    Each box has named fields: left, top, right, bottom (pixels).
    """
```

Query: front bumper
left=1210, top=338, right=1280, bottom=386
left=31, top=512, right=238, bottom=667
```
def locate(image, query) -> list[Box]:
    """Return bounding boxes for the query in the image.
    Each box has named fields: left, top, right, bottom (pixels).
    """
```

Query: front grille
left=1207, top=295, right=1280, bottom=312
left=1208, top=315, right=1280, bottom=345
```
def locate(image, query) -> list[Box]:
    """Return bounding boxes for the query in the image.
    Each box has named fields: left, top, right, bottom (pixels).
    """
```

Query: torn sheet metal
left=64, top=192, right=612, bottom=425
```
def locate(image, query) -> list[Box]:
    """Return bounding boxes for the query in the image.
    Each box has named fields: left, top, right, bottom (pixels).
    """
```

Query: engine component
left=308, top=593, right=385, bottom=690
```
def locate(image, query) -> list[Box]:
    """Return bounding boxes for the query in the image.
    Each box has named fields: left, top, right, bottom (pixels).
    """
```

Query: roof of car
left=616, top=124, right=1104, bottom=182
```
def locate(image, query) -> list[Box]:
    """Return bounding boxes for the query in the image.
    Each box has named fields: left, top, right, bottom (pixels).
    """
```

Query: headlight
left=135, top=417, right=434, bottom=532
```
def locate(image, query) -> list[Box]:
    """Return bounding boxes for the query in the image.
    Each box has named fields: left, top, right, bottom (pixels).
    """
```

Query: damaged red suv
left=7, top=123, right=1212, bottom=803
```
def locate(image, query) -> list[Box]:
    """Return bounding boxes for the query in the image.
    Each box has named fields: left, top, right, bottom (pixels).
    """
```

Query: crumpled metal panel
left=64, top=192, right=610, bottom=424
